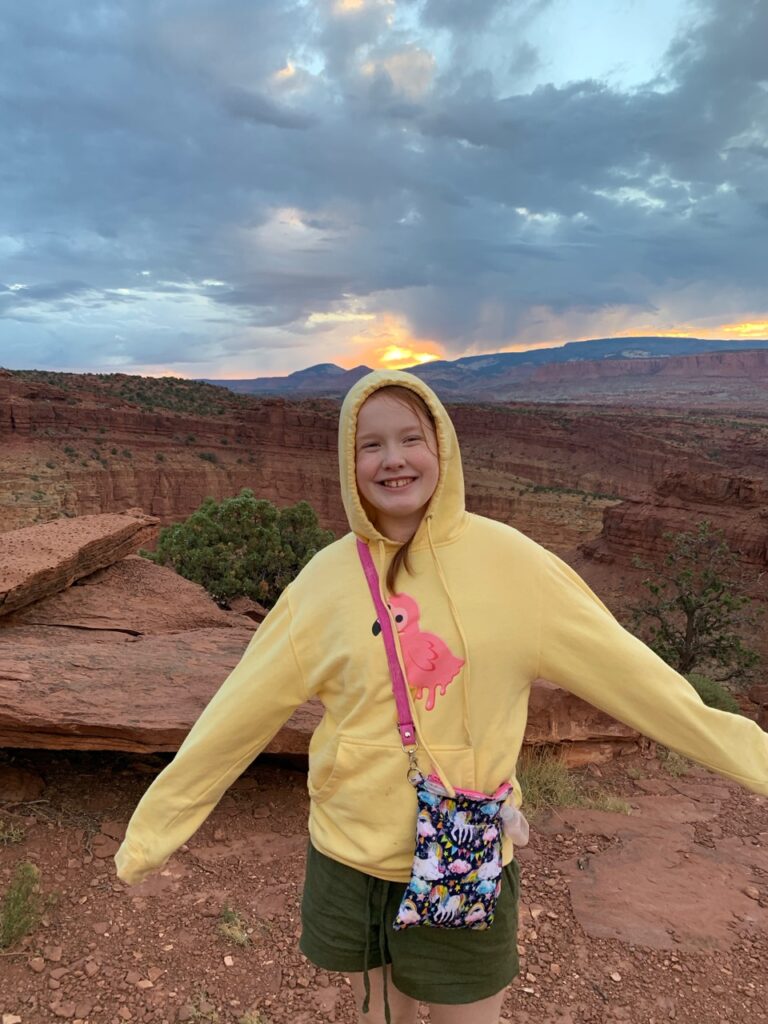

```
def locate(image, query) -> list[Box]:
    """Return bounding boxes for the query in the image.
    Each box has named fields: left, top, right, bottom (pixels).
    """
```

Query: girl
left=116, top=369, right=768, bottom=1024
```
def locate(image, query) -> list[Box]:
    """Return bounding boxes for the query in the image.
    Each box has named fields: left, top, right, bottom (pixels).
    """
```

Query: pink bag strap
left=356, top=539, right=417, bottom=749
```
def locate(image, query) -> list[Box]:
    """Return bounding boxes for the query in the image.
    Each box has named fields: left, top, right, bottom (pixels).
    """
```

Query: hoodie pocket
left=308, top=738, right=476, bottom=808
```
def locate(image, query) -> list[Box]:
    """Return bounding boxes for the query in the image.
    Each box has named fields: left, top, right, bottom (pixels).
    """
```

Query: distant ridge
left=201, top=337, right=768, bottom=401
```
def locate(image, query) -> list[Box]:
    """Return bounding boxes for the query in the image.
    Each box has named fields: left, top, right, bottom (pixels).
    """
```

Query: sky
left=1, top=0, right=767, bottom=378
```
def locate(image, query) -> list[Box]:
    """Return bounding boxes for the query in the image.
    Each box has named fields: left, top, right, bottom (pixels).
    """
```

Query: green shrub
left=199, top=452, right=218, bottom=464
left=143, top=490, right=334, bottom=608
left=658, top=747, right=691, bottom=776
left=0, top=819, right=25, bottom=845
left=0, top=862, right=42, bottom=949
left=517, top=747, right=629, bottom=816
left=686, top=673, right=741, bottom=714
left=218, top=906, right=249, bottom=947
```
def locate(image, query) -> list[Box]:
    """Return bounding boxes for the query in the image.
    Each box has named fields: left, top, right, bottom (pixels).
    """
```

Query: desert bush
left=143, top=490, right=334, bottom=608
left=631, top=520, right=760, bottom=684
left=0, top=862, right=42, bottom=949
left=686, top=673, right=741, bottom=714
left=218, top=906, right=249, bottom=947
left=517, top=747, right=629, bottom=816
left=0, top=819, right=25, bottom=845
left=657, top=747, right=691, bottom=777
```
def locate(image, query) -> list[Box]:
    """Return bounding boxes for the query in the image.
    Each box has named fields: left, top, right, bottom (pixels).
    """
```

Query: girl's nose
left=382, top=445, right=406, bottom=468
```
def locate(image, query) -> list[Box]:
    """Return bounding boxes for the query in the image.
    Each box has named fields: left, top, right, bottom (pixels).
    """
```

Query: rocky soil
left=0, top=746, right=766, bottom=1024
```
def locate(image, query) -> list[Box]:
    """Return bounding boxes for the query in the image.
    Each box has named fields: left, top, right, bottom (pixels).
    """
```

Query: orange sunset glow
left=341, top=313, right=444, bottom=370
left=607, top=320, right=768, bottom=342
left=496, top=318, right=768, bottom=356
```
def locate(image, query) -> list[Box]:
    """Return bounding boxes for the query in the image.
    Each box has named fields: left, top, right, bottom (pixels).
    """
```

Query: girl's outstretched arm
left=115, top=583, right=311, bottom=884
left=537, top=548, right=768, bottom=796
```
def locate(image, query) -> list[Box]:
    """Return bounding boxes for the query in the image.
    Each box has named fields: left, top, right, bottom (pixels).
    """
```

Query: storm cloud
left=0, top=0, right=766, bottom=375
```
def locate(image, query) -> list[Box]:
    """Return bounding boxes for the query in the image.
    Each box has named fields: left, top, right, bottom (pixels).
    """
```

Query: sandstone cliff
left=4, top=371, right=767, bottom=564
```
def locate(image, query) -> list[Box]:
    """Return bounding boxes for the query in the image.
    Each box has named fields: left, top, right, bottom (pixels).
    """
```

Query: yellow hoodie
left=115, top=370, right=768, bottom=885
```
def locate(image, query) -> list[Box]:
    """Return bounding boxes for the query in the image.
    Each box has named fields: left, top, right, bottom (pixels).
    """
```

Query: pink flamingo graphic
left=389, top=593, right=464, bottom=711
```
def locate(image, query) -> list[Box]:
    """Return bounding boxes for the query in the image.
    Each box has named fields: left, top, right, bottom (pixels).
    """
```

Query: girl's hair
left=363, top=385, right=438, bottom=593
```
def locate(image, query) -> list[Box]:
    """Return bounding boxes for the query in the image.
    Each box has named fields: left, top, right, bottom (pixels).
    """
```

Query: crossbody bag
left=356, top=538, right=528, bottom=930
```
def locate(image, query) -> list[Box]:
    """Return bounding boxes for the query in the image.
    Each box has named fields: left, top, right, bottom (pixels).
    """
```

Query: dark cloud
left=0, top=0, right=766, bottom=373
left=218, top=87, right=315, bottom=130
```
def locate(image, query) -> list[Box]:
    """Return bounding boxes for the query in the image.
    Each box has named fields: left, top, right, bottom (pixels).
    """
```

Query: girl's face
left=355, top=391, right=439, bottom=542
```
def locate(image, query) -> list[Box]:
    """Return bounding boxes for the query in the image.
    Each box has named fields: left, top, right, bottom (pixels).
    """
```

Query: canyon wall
left=2, top=370, right=767, bottom=570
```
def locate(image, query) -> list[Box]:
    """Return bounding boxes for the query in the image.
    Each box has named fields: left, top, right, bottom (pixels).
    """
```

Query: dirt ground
left=0, top=747, right=766, bottom=1024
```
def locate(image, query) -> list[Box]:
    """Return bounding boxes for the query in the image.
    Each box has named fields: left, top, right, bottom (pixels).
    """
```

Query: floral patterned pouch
left=394, top=773, right=514, bottom=929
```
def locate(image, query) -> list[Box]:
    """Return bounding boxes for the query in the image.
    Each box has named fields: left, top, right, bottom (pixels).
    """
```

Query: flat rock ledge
left=0, top=509, right=158, bottom=616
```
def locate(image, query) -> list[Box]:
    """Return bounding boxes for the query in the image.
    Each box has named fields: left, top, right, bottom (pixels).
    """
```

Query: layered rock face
left=5, top=371, right=767, bottom=563
left=580, top=471, right=768, bottom=571
left=0, top=372, right=342, bottom=533
left=529, top=347, right=768, bottom=384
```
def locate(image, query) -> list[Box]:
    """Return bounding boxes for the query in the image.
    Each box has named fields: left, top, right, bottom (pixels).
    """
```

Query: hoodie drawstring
left=426, top=514, right=473, bottom=749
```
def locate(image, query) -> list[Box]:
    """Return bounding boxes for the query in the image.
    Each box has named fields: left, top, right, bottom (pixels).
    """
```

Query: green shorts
left=299, top=842, right=520, bottom=1005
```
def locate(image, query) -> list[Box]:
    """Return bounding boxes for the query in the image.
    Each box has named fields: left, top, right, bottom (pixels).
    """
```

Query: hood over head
left=338, top=369, right=466, bottom=547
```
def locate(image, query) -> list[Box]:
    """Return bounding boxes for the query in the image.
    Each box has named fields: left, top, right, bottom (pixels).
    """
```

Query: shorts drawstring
left=378, top=881, right=391, bottom=1024
left=362, top=876, right=373, bottom=1014
left=361, top=875, right=392, bottom=1024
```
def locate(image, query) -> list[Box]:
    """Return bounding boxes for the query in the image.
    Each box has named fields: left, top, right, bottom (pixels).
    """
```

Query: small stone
left=92, top=922, right=109, bottom=935
left=3, top=1014, right=23, bottom=1024
left=744, top=886, right=760, bottom=901
left=550, top=963, right=562, bottom=977
left=92, top=834, right=120, bottom=859
left=51, top=1002, right=76, bottom=1019
left=50, top=967, right=69, bottom=980
left=118, top=1008, right=132, bottom=1021
left=223, top=955, right=234, bottom=967
left=100, top=820, right=127, bottom=841
left=30, top=955, right=47, bottom=972
left=148, top=967, right=163, bottom=982
left=610, top=971, right=622, bottom=982
left=49, top=978, right=61, bottom=989
left=44, top=945, right=63, bottom=962
left=126, top=971, right=141, bottom=985
left=137, top=979, right=153, bottom=990
left=85, top=960, right=100, bottom=978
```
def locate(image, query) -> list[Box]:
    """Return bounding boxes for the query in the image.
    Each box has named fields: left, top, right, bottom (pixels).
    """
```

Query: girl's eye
left=405, top=435, right=423, bottom=443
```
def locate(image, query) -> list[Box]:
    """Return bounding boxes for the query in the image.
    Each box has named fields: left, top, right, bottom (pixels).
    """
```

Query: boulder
left=227, top=596, right=269, bottom=623
left=0, top=510, right=159, bottom=617
left=525, top=678, right=639, bottom=753
left=0, top=624, right=323, bottom=753
left=5, top=556, right=249, bottom=635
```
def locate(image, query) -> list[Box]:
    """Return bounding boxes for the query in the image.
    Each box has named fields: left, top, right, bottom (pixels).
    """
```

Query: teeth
left=382, top=478, right=414, bottom=488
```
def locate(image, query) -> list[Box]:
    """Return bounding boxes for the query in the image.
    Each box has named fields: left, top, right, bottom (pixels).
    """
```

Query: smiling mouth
left=379, top=477, right=416, bottom=489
